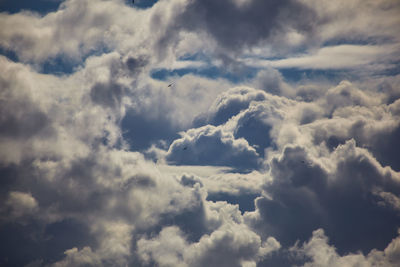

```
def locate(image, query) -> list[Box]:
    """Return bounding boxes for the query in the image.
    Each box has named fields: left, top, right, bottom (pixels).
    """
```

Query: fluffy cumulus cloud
left=1, top=0, right=400, bottom=266
left=290, top=228, right=400, bottom=267
left=137, top=204, right=281, bottom=267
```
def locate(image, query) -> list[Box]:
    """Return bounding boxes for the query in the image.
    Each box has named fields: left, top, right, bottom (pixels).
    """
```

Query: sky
left=0, top=0, right=400, bottom=266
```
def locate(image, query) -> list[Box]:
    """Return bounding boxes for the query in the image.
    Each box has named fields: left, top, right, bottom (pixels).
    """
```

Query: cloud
left=0, top=0, right=182, bottom=66
left=90, top=81, right=125, bottom=109
left=122, top=74, right=232, bottom=151
left=324, top=80, right=381, bottom=113
left=303, top=0, right=400, bottom=44
left=157, top=165, right=265, bottom=197
left=183, top=223, right=270, bottom=267
left=137, top=205, right=280, bottom=267
left=301, top=81, right=400, bottom=171
left=0, top=0, right=400, bottom=266
left=165, top=124, right=262, bottom=172
left=244, top=44, right=400, bottom=71
left=292, top=228, right=400, bottom=267
left=194, top=86, right=293, bottom=127
left=0, top=52, right=220, bottom=266
left=51, top=246, right=101, bottom=267
left=2, top=191, right=38, bottom=220
left=175, top=0, right=316, bottom=52
left=0, top=56, right=55, bottom=164
left=3, top=50, right=399, bottom=265
left=231, top=100, right=290, bottom=157
left=252, top=68, right=294, bottom=97
left=0, top=54, right=126, bottom=165
left=137, top=226, right=188, bottom=267
left=0, top=144, right=209, bottom=265
left=246, top=140, right=400, bottom=255
left=0, top=0, right=117, bottom=62
left=194, top=87, right=268, bottom=126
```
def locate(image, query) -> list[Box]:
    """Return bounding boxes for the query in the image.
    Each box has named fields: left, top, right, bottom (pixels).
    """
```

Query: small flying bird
left=183, top=146, right=188, bottom=150
left=168, top=83, right=173, bottom=87
left=301, top=160, right=313, bottom=166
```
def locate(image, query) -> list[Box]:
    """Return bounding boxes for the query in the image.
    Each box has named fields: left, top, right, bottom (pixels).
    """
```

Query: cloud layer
left=1, top=0, right=400, bottom=266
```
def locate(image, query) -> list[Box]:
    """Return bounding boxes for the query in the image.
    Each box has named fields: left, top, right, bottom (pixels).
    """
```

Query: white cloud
left=4, top=191, right=38, bottom=219
left=137, top=204, right=280, bottom=267
left=244, top=44, right=399, bottom=70
left=294, top=228, right=400, bottom=267
left=165, top=124, right=262, bottom=171
left=52, top=247, right=101, bottom=267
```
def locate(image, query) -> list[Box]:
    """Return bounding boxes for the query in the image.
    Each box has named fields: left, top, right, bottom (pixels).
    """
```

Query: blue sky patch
left=0, top=0, right=62, bottom=14
left=129, top=0, right=158, bottom=9
left=279, top=68, right=350, bottom=83
left=151, top=65, right=259, bottom=83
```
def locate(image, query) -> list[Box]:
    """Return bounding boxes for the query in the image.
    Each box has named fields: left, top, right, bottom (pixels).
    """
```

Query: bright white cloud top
left=0, top=0, right=400, bottom=266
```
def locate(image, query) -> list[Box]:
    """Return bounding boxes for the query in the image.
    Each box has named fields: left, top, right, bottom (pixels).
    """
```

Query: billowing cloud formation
left=248, top=141, right=400, bottom=252
left=166, top=124, right=262, bottom=171
left=137, top=223, right=280, bottom=267
left=1, top=0, right=400, bottom=266
left=292, top=228, right=400, bottom=267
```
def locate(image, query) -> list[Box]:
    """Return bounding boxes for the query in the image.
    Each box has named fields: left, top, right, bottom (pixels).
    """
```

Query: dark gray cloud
left=288, top=228, right=400, bottom=267
left=246, top=141, right=400, bottom=255
left=90, top=55, right=148, bottom=110
left=0, top=162, right=98, bottom=266
left=176, top=0, right=316, bottom=52
left=310, top=116, right=400, bottom=172
left=90, top=81, right=125, bottom=109
left=158, top=195, right=209, bottom=242
left=125, top=56, right=148, bottom=74
left=233, top=104, right=277, bottom=157
left=370, top=124, right=400, bottom=171
left=0, top=98, right=52, bottom=139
